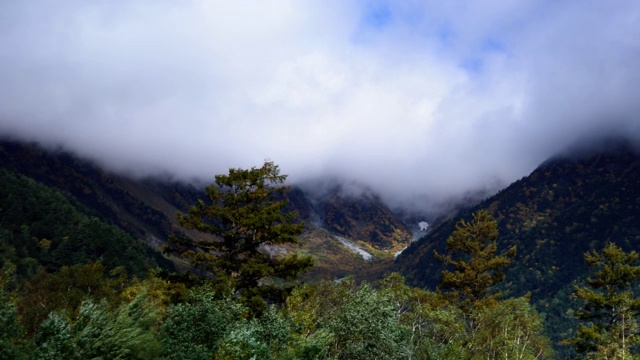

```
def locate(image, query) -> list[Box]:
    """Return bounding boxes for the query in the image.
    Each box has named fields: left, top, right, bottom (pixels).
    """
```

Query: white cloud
left=1, top=0, right=639, bottom=213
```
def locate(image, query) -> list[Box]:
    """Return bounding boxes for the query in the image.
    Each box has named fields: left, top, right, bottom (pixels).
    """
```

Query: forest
left=2, top=157, right=640, bottom=359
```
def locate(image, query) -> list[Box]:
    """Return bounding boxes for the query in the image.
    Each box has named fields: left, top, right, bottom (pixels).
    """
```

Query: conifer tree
left=434, top=209, right=516, bottom=311
left=571, top=243, right=640, bottom=358
left=169, top=161, right=313, bottom=312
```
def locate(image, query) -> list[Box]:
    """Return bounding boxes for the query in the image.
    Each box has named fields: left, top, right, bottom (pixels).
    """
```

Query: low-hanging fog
left=1, top=1, right=639, bottom=213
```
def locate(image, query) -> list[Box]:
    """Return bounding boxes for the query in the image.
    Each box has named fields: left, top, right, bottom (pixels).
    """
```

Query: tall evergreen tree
left=571, top=243, right=640, bottom=358
left=434, top=210, right=516, bottom=311
left=169, top=161, right=313, bottom=311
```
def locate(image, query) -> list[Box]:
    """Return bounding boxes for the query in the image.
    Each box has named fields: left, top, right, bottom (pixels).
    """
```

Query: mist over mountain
left=0, top=139, right=418, bottom=282
left=394, top=140, right=640, bottom=351
left=1, top=1, right=639, bottom=215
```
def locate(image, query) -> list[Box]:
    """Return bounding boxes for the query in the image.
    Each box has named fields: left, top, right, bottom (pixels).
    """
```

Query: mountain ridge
left=0, top=139, right=416, bottom=280
left=394, top=139, right=640, bottom=348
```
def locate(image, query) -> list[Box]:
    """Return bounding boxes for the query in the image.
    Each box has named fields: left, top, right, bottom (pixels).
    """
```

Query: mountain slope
left=314, top=186, right=412, bottom=251
left=0, top=168, right=171, bottom=277
left=0, top=139, right=413, bottom=280
left=394, top=141, right=640, bottom=345
left=0, top=140, right=179, bottom=242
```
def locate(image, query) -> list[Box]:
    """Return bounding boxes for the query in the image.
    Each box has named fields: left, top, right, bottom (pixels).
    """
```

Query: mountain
left=0, top=167, right=173, bottom=278
left=0, top=139, right=413, bottom=280
left=394, top=139, right=640, bottom=347
left=295, top=181, right=413, bottom=250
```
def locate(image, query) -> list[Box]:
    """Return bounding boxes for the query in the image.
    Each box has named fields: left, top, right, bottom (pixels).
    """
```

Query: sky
left=1, top=1, right=640, bottom=213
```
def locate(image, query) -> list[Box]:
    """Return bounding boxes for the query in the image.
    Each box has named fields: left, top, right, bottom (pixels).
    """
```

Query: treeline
left=0, top=263, right=552, bottom=359
left=3, top=242, right=637, bottom=359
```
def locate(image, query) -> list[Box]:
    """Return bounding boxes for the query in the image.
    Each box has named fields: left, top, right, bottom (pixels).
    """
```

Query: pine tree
left=434, top=209, right=516, bottom=311
left=169, top=161, right=313, bottom=312
left=571, top=243, right=640, bottom=358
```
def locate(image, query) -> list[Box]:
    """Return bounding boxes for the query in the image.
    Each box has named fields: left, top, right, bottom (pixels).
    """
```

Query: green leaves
left=326, top=283, right=410, bottom=360
left=435, top=210, right=516, bottom=311
left=571, top=243, right=640, bottom=358
left=0, top=268, right=28, bottom=360
left=33, top=292, right=161, bottom=360
left=169, top=161, right=312, bottom=312
left=160, top=289, right=245, bottom=360
left=427, top=211, right=554, bottom=359
left=286, top=278, right=411, bottom=360
left=0, top=168, right=158, bottom=278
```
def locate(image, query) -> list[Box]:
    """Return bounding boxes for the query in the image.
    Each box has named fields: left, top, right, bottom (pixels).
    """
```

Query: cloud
left=1, top=0, right=639, bottom=214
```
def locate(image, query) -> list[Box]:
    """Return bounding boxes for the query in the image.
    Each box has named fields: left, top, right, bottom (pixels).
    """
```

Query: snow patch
left=395, top=221, right=429, bottom=259
left=335, top=236, right=373, bottom=261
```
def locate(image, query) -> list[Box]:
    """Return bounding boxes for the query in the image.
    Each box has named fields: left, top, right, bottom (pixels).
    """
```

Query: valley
left=0, top=140, right=423, bottom=282
left=2, top=137, right=640, bottom=357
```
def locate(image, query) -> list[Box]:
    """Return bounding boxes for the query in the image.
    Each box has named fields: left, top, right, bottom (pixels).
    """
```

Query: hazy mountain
left=0, top=139, right=414, bottom=280
left=394, top=138, right=640, bottom=348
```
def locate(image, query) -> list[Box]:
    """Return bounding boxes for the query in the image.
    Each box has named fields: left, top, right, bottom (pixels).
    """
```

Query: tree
left=0, top=264, right=28, bottom=360
left=33, top=293, right=161, bottom=360
left=160, top=288, right=244, bottom=360
left=471, top=297, right=553, bottom=359
left=571, top=242, right=640, bottom=359
left=286, top=278, right=410, bottom=360
left=169, top=161, right=313, bottom=311
left=434, top=209, right=516, bottom=311
left=379, top=273, right=553, bottom=360
left=18, top=262, right=126, bottom=336
left=379, top=273, right=469, bottom=359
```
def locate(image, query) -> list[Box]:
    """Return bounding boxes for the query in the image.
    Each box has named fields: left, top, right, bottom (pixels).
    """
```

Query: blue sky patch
left=362, top=3, right=392, bottom=30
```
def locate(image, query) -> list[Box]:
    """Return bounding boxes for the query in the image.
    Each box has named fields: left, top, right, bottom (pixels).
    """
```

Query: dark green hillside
left=0, top=140, right=218, bottom=252
left=0, top=140, right=175, bottom=241
left=395, top=142, right=640, bottom=348
left=0, top=168, right=171, bottom=277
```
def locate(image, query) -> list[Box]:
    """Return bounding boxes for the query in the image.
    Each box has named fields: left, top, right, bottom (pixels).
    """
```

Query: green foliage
left=379, top=273, right=468, bottom=359
left=33, top=292, right=161, bottom=360
left=434, top=210, right=516, bottom=311
left=17, top=262, right=128, bottom=336
left=326, top=283, right=410, bottom=359
left=470, top=297, right=553, bottom=359
left=430, top=212, right=551, bottom=358
left=287, top=278, right=411, bottom=359
left=0, top=265, right=28, bottom=360
left=570, top=243, right=640, bottom=358
left=169, top=161, right=313, bottom=311
left=120, top=271, right=189, bottom=318
left=160, top=288, right=245, bottom=360
left=0, top=168, right=159, bottom=278
left=380, top=273, right=553, bottom=360
left=160, top=285, right=330, bottom=360
left=0, top=140, right=176, bottom=245
left=396, top=147, right=640, bottom=355
left=216, top=308, right=290, bottom=360
left=33, top=312, right=76, bottom=360
left=9, top=264, right=553, bottom=360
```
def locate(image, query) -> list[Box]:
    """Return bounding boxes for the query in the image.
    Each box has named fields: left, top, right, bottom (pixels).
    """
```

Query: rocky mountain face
left=297, top=182, right=413, bottom=251
left=0, top=139, right=413, bottom=280
left=394, top=139, right=640, bottom=346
